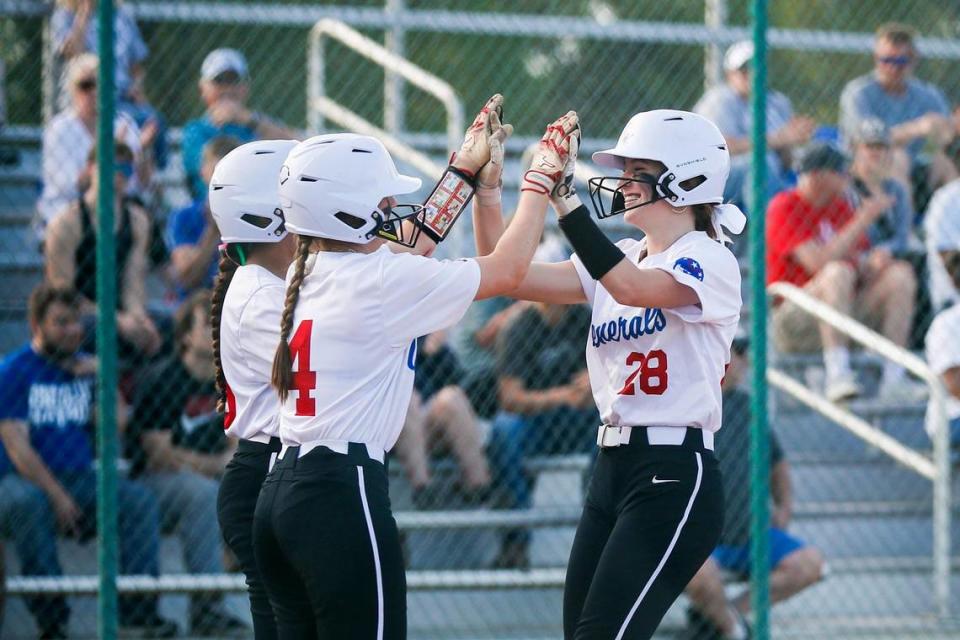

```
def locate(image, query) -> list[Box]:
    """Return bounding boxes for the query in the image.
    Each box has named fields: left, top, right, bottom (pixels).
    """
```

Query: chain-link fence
left=1, top=1, right=959, bottom=638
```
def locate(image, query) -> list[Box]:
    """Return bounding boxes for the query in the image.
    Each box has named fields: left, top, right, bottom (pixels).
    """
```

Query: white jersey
left=220, top=264, right=286, bottom=441
left=571, top=231, right=741, bottom=433
left=280, top=245, right=481, bottom=454
left=925, top=305, right=960, bottom=435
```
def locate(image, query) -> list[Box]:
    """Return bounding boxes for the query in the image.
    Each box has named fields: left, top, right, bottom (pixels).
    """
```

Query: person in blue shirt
left=167, top=136, right=240, bottom=300
left=0, top=284, right=175, bottom=638
left=181, top=48, right=296, bottom=200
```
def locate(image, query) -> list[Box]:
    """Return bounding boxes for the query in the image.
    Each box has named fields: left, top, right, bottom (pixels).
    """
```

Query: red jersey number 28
left=617, top=349, right=668, bottom=396
left=289, top=320, right=316, bottom=416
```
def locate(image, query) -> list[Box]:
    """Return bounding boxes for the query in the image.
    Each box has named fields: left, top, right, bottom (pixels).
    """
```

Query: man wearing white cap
left=181, top=48, right=296, bottom=199
left=694, top=39, right=815, bottom=210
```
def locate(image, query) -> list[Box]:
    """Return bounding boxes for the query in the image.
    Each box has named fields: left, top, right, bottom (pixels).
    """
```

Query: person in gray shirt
left=694, top=40, right=816, bottom=211
left=848, top=118, right=915, bottom=257
left=839, top=23, right=956, bottom=198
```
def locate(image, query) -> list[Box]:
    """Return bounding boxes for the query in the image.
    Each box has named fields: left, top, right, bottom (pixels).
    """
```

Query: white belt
left=596, top=425, right=714, bottom=450
left=279, top=439, right=385, bottom=464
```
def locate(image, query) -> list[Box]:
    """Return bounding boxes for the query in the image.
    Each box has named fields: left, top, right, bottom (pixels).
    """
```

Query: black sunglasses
left=76, top=78, right=97, bottom=92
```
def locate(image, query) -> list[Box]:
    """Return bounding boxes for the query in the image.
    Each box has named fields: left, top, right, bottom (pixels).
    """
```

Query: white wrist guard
left=475, top=180, right=501, bottom=206
left=420, top=166, right=476, bottom=243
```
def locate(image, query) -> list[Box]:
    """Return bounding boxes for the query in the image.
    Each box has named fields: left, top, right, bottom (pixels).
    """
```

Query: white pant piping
left=357, top=466, right=384, bottom=640
left=614, top=451, right=704, bottom=640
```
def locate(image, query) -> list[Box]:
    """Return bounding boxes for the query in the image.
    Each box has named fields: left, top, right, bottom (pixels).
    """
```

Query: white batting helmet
left=210, top=139, right=299, bottom=244
left=279, top=133, right=423, bottom=244
left=589, top=109, right=744, bottom=235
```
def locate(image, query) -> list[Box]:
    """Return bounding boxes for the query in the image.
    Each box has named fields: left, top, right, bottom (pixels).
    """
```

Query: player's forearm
left=489, top=192, right=547, bottom=282
left=472, top=200, right=505, bottom=257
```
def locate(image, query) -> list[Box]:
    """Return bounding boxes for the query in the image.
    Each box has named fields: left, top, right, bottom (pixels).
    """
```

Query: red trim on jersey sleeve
left=224, top=383, right=237, bottom=430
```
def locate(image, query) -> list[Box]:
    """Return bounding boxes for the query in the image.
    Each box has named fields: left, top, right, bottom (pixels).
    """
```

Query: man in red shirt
left=767, top=142, right=920, bottom=402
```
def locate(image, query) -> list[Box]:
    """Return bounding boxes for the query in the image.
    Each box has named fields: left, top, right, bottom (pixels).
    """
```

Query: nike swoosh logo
left=652, top=476, right=679, bottom=484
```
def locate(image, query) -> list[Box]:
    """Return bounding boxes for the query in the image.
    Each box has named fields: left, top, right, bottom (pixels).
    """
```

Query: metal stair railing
left=308, top=17, right=463, bottom=163
left=767, top=281, right=951, bottom=616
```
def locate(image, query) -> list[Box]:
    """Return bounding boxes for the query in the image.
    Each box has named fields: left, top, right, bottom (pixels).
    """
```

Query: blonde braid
left=271, top=235, right=312, bottom=401
left=211, top=250, right=240, bottom=414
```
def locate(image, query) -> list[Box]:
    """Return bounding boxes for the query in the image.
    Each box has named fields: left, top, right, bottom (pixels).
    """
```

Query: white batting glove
left=522, top=111, right=579, bottom=195
left=549, top=124, right=582, bottom=216
left=451, top=93, right=505, bottom=178
left=476, top=110, right=514, bottom=206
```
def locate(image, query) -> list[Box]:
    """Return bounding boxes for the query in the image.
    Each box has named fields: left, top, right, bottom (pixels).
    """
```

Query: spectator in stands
left=0, top=284, right=175, bottom=638
left=36, top=53, right=149, bottom=240
left=840, top=23, right=957, bottom=202
left=694, top=39, right=815, bottom=209
left=685, top=335, right=825, bottom=640
left=181, top=48, right=296, bottom=199
left=848, top=118, right=915, bottom=256
left=393, top=331, right=491, bottom=508
left=924, top=251, right=960, bottom=462
left=767, top=142, right=922, bottom=402
left=128, top=290, right=245, bottom=636
left=52, top=0, right=168, bottom=170
left=923, top=168, right=960, bottom=313
left=487, top=301, right=597, bottom=568
left=44, top=141, right=162, bottom=360
left=166, top=135, right=240, bottom=300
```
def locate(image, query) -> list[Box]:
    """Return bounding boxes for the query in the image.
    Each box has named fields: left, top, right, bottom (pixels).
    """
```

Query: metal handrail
left=307, top=18, right=464, bottom=155
left=767, top=281, right=951, bottom=616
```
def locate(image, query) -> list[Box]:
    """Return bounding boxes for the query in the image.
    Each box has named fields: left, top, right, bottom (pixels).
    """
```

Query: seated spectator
left=36, top=53, right=147, bottom=241
left=840, top=23, right=957, bottom=205
left=924, top=173, right=960, bottom=313
left=128, top=290, right=245, bottom=636
left=848, top=119, right=915, bottom=256
left=51, top=0, right=168, bottom=170
left=487, top=301, right=597, bottom=569
left=685, top=335, right=825, bottom=640
left=167, top=136, right=240, bottom=300
left=44, top=141, right=162, bottom=361
left=924, top=251, right=960, bottom=461
left=767, top=142, right=922, bottom=402
left=0, top=284, right=175, bottom=638
left=182, top=48, right=296, bottom=199
left=694, top=39, right=815, bottom=210
left=393, top=331, right=491, bottom=508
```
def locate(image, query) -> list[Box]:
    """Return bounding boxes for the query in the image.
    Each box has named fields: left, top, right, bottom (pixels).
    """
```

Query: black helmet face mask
left=370, top=203, right=426, bottom=248
left=587, top=170, right=678, bottom=219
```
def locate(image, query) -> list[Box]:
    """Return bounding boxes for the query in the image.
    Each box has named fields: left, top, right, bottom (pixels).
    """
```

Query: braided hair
left=271, top=235, right=312, bottom=401
left=210, top=248, right=240, bottom=414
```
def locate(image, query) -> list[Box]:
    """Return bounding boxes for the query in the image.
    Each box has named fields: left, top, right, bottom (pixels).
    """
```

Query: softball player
left=252, top=105, right=580, bottom=639
left=209, top=139, right=299, bottom=640
left=475, top=110, right=745, bottom=639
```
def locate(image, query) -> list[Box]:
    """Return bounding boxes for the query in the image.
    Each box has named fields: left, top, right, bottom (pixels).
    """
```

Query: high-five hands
left=522, top=111, right=579, bottom=197
left=452, top=94, right=512, bottom=178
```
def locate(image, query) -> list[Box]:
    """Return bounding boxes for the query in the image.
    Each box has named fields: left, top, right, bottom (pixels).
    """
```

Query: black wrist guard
left=419, top=166, right=476, bottom=243
left=558, top=205, right=626, bottom=280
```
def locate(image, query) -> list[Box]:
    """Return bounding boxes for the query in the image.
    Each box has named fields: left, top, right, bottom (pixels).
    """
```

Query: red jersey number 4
left=289, top=320, right=317, bottom=416
left=617, top=349, right=668, bottom=396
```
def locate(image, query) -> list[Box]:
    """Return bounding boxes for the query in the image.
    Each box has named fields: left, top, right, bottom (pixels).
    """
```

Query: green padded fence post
left=96, top=0, right=118, bottom=637
left=749, top=1, right=771, bottom=640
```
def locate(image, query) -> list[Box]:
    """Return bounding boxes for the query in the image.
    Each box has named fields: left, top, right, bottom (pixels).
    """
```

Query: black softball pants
left=563, top=428, right=724, bottom=640
left=253, top=443, right=406, bottom=640
left=217, top=436, right=282, bottom=640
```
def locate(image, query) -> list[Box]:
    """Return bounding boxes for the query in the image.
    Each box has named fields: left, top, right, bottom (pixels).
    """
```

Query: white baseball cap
left=724, top=40, right=754, bottom=72
left=201, top=48, right=248, bottom=82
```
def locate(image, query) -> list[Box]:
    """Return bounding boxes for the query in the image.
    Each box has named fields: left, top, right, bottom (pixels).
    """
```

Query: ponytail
left=211, top=249, right=240, bottom=414
left=692, top=204, right=719, bottom=241
left=272, top=235, right=312, bottom=401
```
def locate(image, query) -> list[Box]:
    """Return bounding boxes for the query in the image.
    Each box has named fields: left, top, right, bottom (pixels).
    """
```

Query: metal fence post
left=749, top=1, right=770, bottom=639
left=96, top=0, right=119, bottom=637
left=384, top=0, right=406, bottom=136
